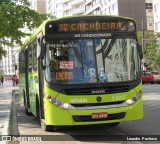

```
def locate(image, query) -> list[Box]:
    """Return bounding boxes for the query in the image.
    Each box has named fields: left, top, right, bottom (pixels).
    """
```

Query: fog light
left=51, top=98, right=56, bottom=103
left=126, top=99, right=133, bottom=105
left=56, top=100, right=62, bottom=106
left=63, top=103, right=69, bottom=109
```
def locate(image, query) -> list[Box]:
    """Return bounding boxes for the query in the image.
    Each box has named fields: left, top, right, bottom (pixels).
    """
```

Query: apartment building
left=30, top=0, right=46, bottom=14
left=85, top=0, right=101, bottom=15
left=46, top=0, right=85, bottom=18
left=153, top=0, right=160, bottom=49
left=146, top=0, right=154, bottom=31
left=46, top=0, right=55, bottom=16
left=0, top=44, right=19, bottom=77
left=47, top=0, right=154, bottom=31
left=85, top=0, right=152, bottom=31
left=153, top=0, right=160, bottom=33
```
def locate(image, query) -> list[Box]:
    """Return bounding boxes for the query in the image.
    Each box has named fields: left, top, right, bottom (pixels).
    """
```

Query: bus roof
left=19, top=15, right=135, bottom=53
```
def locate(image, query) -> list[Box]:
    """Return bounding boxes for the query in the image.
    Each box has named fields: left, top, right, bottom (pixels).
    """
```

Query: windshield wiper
left=103, top=34, right=117, bottom=58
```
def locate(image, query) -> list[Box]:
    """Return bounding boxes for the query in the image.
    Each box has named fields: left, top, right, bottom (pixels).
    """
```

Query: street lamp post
left=15, top=64, right=17, bottom=76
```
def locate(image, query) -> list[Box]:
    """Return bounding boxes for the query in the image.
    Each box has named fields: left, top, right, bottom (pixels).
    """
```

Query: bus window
left=95, top=38, right=140, bottom=82
left=45, top=39, right=97, bottom=83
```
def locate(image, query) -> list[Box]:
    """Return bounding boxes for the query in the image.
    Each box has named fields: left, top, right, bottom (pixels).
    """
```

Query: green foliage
left=145, top=38, right=160, bottom=70
left=0, top=0, right=55, bottom=60
left=0, top=45, right=7, bottom=60
left=137, top=31, right=160, bottom=71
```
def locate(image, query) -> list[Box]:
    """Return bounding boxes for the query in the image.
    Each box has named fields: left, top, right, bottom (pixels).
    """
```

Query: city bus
left=19, top=15, right=143, bottom=131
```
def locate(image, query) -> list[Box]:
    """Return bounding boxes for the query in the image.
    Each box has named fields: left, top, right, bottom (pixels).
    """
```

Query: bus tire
left=41, top=120, right=53, bottom=132
left=36, top=96, right=53, bottom=131
left=36, top=96, right=40, bottom=119
left=109, top=122, right=120, bottom=126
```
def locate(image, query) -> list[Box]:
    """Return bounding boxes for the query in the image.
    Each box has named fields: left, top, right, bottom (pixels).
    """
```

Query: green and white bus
left=19, top=15, right=143, bottom=131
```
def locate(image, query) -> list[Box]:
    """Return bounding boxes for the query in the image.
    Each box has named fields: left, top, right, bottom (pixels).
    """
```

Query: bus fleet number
left=112, top=95, right=126, bottom=101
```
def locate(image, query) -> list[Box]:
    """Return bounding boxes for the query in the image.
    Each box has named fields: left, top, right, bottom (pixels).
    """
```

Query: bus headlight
left=46, top=95, right=71, bottom=109
left=63, top=103, right=69, bottom=109
left=126, top=90, right=142, bottom=106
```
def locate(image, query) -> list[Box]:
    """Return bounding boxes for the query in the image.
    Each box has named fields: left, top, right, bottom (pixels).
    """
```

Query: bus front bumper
left=44, top=98, right=143, bottom=126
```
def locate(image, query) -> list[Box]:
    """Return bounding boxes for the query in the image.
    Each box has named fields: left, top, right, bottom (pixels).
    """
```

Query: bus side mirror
left=41, top=39, right=45, bottom=60
left=37, top=36, right=46, bottom=69
left=37, top=36, right=45, bottom=60
left=37, top=38, right=41, bottom=59
left=138, top=44, right=143, bottom=59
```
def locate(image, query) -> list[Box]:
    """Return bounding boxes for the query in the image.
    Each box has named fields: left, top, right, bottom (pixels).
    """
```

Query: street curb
left=0, top=90, right=19, bottom=144
left=1, top=112, right=11, bottom=144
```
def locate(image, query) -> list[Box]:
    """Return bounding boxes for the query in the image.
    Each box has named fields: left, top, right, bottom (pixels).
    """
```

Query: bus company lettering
left=74, top=33, right=111, bottom=38
left=56, top=72, right=73, bottom=80
left=70, top=98, right=88, bottom=103
left=58, top=21, right=122, bottom=32
left=47, top=43, right=78, bottom=48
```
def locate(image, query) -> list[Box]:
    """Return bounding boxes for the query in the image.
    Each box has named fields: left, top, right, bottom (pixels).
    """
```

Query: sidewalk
left=0, top=81, right=18, bottom=135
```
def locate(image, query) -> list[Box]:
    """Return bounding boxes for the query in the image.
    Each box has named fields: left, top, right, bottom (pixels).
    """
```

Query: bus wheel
left=41, top=120, right=53, bottom=132
left=25, top=107, right=31, bottom=115
left=23, top=92, right=31, bottom=115
left=109, top=122, right=120, bottom=126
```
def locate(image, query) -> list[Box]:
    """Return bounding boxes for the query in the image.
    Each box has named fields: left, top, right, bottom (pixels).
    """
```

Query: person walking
left=0, top=76, right=4, bottom=86
left=15, top=76, right=19, bottom=86
left=12, top=75, right=16, bottom=86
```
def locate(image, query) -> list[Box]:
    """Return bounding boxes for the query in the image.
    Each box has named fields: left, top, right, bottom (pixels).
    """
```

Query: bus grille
left=72, top=112, right=126, bottom=122
left=71, top=101, right=124, bottom=107
left=62, top=85, right=130, bottom=95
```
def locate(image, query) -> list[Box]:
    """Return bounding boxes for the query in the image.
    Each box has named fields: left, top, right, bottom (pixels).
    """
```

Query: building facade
left=153, top=0, right=160, bottom=50
left=0, top=44, right=18, bottom=77
left=46, top=0, right=85, bottom=18
left=46, top=0, right=153, bottom=31
left=29, top=0, right=46, bottom=14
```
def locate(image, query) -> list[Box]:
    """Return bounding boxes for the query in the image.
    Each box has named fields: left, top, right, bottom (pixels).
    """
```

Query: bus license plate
left=92, top=112, right=108, bottom=119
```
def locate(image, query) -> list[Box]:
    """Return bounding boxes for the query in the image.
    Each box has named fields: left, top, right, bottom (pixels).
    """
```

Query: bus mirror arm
left=138, top=44, right=143, bottom=59
left=41, top=60, right=46, bottom=70
left=40, top=37, right=46, bottom=60
left=37, top=35, right=45, bottom=60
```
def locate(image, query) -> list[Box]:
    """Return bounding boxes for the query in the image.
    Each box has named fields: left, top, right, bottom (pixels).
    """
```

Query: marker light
left=126, top=90, right=142, bottom=106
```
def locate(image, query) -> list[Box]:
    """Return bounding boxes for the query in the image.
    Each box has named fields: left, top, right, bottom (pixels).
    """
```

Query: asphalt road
left=12, top=84, right=160, bottom=144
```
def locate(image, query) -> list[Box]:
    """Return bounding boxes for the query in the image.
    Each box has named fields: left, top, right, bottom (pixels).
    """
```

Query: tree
left=145, top=38, right=160, bottom=70
left=137, top=31, right=160, bottom=71
left=0, top=0, right=55, bottom=60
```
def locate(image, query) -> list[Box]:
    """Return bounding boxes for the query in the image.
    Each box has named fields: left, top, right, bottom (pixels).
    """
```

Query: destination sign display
left=46, top=18, right=136, bottom=35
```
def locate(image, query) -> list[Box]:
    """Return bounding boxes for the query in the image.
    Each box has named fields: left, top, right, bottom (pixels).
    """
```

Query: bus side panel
left=28, top=73, right=37, bottom=116
left=27, top=40, right=39, bottom=117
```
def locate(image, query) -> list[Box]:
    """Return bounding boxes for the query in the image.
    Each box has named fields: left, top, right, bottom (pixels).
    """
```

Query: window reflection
left=45, top=38, right=140, bottom=84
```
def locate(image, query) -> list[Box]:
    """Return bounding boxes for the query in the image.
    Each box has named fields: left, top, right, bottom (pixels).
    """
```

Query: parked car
left=141, top=70, right=154, bottom=84
left=150, top=71, right=160, bottom=83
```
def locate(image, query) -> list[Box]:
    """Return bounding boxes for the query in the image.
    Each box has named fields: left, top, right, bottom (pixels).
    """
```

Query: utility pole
left=15, top=64, right=17, bottom=76
left=141, top=19, right=145, bottom=70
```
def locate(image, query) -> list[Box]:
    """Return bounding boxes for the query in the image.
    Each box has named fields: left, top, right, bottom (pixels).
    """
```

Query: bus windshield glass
left=45, top=37, right=140, bottom=84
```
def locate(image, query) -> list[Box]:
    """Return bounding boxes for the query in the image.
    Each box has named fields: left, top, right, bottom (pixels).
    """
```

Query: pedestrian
left=12, top=75, right=16, bottom=86
left=0, top=76, right=4, bottom=86
left=15, top=76, right=19, bottom=86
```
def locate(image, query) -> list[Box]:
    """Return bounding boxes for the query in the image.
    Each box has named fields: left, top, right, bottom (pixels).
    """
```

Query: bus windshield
left=45, top=37, right=140, bottom=84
